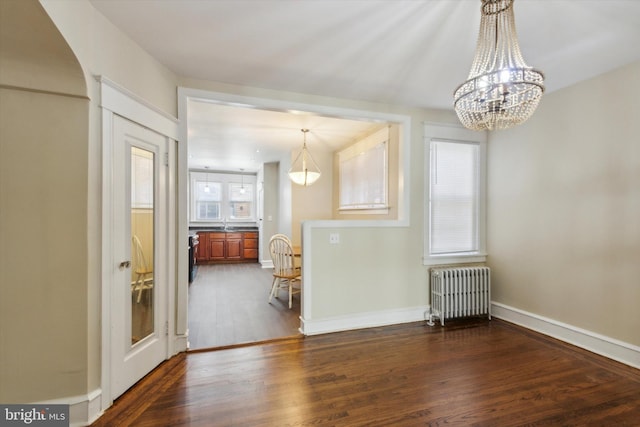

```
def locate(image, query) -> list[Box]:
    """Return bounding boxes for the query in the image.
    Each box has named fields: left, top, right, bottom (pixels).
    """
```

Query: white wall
left=487, top=61, right=640, bottom=346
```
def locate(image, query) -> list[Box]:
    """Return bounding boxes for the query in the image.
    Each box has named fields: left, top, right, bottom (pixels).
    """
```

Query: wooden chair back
left=269, top=234, right=297, bottom=277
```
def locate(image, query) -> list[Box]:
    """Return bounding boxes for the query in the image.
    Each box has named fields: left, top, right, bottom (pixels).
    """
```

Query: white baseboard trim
left=38, top=388, right=103, bottom=426
left=173, top=334, right=189, bottom=354
left=300, top=305, right=430, bottom=336
left=492, top=302, right=640, bottom=370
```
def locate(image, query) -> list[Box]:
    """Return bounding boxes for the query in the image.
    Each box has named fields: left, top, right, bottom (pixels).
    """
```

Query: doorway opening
left=178, top=88, right=407, bottom=350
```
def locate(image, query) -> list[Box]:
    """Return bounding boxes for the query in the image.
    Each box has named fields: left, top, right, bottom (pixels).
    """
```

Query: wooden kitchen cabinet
left=195, top=232, right=209, bottom=262
left=196, top=231, right=258, bottom=263
left=243, top=232, right=258, bottom=260
left=209, top=233, right=226, bottom=261
left=224, top=233, right=243, bottom=260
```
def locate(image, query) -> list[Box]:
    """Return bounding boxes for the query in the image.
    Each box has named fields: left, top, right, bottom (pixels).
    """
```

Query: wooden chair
left=268, top=234, right=301, bottom=309
left=132, top=235, right=153, bottom=304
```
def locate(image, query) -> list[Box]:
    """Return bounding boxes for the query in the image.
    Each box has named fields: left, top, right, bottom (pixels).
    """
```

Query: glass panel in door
left=130, top=146, right=155, bottom=345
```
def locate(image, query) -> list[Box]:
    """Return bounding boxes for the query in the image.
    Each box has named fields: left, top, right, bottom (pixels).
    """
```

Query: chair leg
left=269, top=277, right=278, bottom=303
left=135, top=274, right=144, bottom=303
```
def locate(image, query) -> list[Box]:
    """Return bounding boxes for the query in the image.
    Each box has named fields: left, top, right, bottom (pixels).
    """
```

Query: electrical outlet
left=329, top=233, right=340, bottom=244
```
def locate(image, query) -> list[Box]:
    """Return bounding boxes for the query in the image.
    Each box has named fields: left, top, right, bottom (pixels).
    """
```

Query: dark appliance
left=188, top=233, right=199, bottom=283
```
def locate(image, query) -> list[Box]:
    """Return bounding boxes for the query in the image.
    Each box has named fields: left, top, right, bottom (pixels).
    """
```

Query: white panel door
left=111, top=115, right=168, bottom=399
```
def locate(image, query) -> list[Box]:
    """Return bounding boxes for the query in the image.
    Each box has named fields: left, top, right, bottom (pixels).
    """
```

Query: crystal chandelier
left=454, top=0, right=544, bottom=131
left=288, top=129, right=321, bottom=186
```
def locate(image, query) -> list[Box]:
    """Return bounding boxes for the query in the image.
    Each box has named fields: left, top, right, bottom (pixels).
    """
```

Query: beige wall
left=6, top=0, right=636, bottom=411
left=0, top=89, right=89, bottom=402
left=0, top=0, right=89, bottom=403
left=486, top=61, right=640, bottom=345
left=0, top=0, right=178, bottom=405
left=291, top=148, right=334, bottom=246
left=261, top=162, right=280, bottom=262
left=39, top=0, right=179, bottom=402
left=40, top=0, right=178, bottom=116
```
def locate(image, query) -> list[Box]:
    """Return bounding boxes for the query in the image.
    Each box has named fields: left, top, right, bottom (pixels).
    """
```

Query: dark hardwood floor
left=93, top=319, right=640, bottom=426
left=188, top=263, right=301, bottom=350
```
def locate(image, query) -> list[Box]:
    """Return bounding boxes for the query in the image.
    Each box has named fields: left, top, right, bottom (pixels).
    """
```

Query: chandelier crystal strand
left=454, top=0, right=544, bottom=131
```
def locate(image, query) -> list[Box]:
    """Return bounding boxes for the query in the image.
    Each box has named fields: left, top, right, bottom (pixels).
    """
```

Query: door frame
left=100, top=77, right=181, bottom=411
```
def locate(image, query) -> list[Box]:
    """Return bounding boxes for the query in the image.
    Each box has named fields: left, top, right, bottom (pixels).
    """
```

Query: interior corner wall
left=486, top=61, right=640, bottom=346
left=0, top=90, right=89, bottom=403
left=277, top=154, right=293, bottom=241
left=0, top=0, right=89, bottom=403
left=25, top=0, right=178, bottom=408
left=291, top=148, right=333, bottom=246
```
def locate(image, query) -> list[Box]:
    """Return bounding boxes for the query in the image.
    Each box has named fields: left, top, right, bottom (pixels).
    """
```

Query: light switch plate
left=329, top=233, right=340, bottom=244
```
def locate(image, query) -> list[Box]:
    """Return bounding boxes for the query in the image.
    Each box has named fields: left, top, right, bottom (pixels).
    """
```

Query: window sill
left=422, top=253, right=487, bottom=266
left=338, top=206, right=390, bottom=215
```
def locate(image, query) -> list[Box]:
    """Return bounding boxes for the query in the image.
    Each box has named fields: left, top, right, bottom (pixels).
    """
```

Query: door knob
left=119, top=260, right=131, bottom=269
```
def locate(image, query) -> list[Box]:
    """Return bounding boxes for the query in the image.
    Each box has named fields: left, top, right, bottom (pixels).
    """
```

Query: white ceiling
left=187, top=100, right=387, bottom=171
left=89, top=0, right=640, bottom=171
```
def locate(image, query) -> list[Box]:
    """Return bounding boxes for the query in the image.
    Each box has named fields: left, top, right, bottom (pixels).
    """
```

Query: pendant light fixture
left=454, top=0, right=544, bottom=131
left=203, top=166, right=210, bottom=193
left=239, top=168, right=246, bottom=194
left=288, top=129, right=321, bottom=186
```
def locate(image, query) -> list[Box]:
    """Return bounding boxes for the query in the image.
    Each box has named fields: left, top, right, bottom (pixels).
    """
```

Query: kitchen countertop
left=189, top=226, right=258, bottom=233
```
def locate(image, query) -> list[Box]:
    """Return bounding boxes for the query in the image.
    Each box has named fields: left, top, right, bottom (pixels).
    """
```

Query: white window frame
left=228, top=182, right=254, bottom=220
left=189, top=171, right=256, bottom=225
left=423, top=123, right=487, bottom=266
left=338, top=126, right=390, bottom=213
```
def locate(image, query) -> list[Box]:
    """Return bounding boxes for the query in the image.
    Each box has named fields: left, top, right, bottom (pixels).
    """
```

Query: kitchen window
left=194, top=180, right=222, bottom=221
left=190, top=171, right=256, bottom=224
left=228, top=183, right=253, bottom=219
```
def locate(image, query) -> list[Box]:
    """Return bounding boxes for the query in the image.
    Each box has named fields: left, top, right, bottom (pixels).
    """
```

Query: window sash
left=189, top=172, right=256, bottom=223
left=429, top=140, right=480, bottom=255
left=228, top=182, right=253, bottom=219
left=339, top=128, right=388, bottom=210
left=196, top=201, right=220, bottom=220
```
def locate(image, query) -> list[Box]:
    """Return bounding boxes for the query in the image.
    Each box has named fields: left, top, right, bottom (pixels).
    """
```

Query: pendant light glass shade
left=454, top=0, right=544, bottom=131
left=288, top=129, right=321, bottom=186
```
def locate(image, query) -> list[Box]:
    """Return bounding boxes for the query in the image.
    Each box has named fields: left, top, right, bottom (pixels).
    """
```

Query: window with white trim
left=338, top=126, right=389, bottom=212
left=228, top=183, right=253, bottom=219
left=424, top=124, right=487, bottom=265
left=430, top=140, right=480, bottom=253
left=195, top=179, right=222, bottom=221
left=190, top=171, right=256, bottom=224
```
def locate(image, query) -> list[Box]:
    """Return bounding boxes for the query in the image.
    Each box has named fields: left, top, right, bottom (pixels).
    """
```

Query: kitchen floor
left=187, top=263, right=301, bottom=350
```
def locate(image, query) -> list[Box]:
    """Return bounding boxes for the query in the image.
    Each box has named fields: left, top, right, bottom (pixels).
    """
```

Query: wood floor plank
left=94, top=319, right=640, bottom=426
